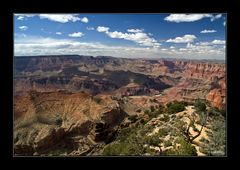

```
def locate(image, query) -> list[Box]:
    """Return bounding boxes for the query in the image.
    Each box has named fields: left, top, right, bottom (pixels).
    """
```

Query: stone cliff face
left=14, top=56, right=226, bottom=155
left=153, top=61, right=226, bottom=109
left=14, top=90, right=127, bottom=155
left=207, top=77, right=226, bottom=110
left=174, top=61, right=225, bottom=80
left=15, top=55, right=226, bottom=109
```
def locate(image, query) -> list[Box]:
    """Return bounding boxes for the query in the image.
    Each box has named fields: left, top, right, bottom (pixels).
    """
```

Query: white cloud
left=179, top=48, right=187, bottom=51
left=56, top=32, right=62, bottom=35
left=15, top=14, right=89, bottom=23
left=15, top=14, right=35, bottom=20
left=170, top=46, right=175, bottom=49
left=97, top=26, right=109, bottom=32
left=14, top=36, right=225, bottom=60
left=97, top=26, right=160, bottom=48
left=196, top=42, right=211, bottom=46
left=68, top=32, right=84, bottom=37
left=17, top=16, right=24, bottom=20
left=186, top=43, right=196, bottom=48
left=164, top=14, right=212, bottom=22
left=127, top=29, right=143, bottom=33
left=86, top=27, right=94, bottom=30
left=19, top=26, right=28, bottom=31
left=15, top=14, right=35, bottom=17
left=210, top=14, right=222, bottom=21
left=223, top=21, right=226, bottom=26
left=200, top=29, right=217, bottom=33
left=166, top=34, right=196, bottom=43
left=81, top=17, right=89, bottom=23
left=196, top=40, right=225, bottom=46
left=107, top=31, right=160, bottom=47
left=212, top=40, right=225, bottom=45
left=39, top=14, right=81, bottom=23
left=164, top=14, right=222, bottom=23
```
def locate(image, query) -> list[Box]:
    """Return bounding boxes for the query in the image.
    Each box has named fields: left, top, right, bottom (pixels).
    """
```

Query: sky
left=14, top=14, right=226, bottom=60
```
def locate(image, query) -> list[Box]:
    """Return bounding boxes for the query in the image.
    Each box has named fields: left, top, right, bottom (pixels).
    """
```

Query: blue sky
left=14, top=14, right=226, bottom=59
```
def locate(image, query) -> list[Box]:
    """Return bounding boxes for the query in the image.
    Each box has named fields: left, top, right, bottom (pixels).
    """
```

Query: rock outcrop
left=14, top=90, right=127, bottom=155
left=14, top=55, right=226, bottom=155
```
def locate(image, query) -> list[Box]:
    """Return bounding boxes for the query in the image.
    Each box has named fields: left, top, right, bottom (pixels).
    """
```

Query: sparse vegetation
left=164, top=138, right=197, bottom=156
left=158, top=128, right=169, bottom=137
left=200, top=117, right=226, bottom=156
left=194, top=99, right=207, bottom=112
left=144, top=110, right=150, bottom=115
left=144, top=106, right=163, bottom=120
left=150, top=105, right=155, bottom=112
left=128, top=115, right=138, bottom=123
left=164, top=140, right=172, bottom=147
left=166, top=101, right=185, bottom=114
left=160, top=114, right=170, bottom=122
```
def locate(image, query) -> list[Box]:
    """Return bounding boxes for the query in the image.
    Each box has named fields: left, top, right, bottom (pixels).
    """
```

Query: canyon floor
left=13, top=55, right=226, bottom=156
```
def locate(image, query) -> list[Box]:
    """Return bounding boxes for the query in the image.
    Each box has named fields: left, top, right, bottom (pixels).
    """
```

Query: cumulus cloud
left=15, top=14, right=89, bottom=23
left=211, top=40, right=225, bottom=45
left=210, top=14, right=222, bottom=21
left=97, top=26, right=109, bottom=32
left=68, top=32, right=84, bottom=37
left=200, top=29, right=217, bottom=33
left=86, top=27, right=94, bottom=30
left=17, top=16, right=24, bottom=20
left=97, top=26, right=160, bottom=48
left=14, top=36, right=154, bottom=57
left=164, top=14, right=222, bottom=23
left=127, top=29, right=143, bottom=33
left=39, top=14, right=81, bottom=23
left=196, top=39, right=225, bottom=46
left=81, top=17, right=89, bottom=23
left=80, top=17, right=89, bottom=23
left=166, top=34, right=196, bottom=43
left=56, top=32, right=62, bottom=35
left=14, top=36, right=225, bottom=60
left=176, top=41, right=225, bottom=59
left=15, top=14, right=35, bottom=20
left=223, top=21, right=226, bottom=26
left=19, top=26, right=28, bottom=31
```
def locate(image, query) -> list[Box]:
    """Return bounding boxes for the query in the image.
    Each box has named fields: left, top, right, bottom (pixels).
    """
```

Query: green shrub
left=145, top=135, right=161, bottom=146
left=167, top=102, right=185, bottom=114
left=158, top=128, right=169, bottom=137
left=193, top=127, right=199, bottom=132
left=199, top=137, right=209, bottom=143
left=160, top=114, right=170, bottom=122
left=150, top=105, right=155, bottom=112
left=128, top=115, right=138, bottom=123
left=164, top=138, right=197, bottom=156
left=164, top=140, right=172, bottom=147
left=102, top=141, right=144, bottom=156
left=144, top=110, right=150, bottom=115
left=194, top=100, right=206, bottom=112
left=116, top=127, right=132, bottom=141
left=208, top=107, right=226, bottom=118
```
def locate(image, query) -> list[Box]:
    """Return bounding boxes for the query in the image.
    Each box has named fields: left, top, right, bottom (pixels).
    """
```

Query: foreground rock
left=14, top=90, right=127, bottom=155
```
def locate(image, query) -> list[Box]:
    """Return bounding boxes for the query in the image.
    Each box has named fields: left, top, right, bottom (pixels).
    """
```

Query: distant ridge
left=14, top=54, right=225, bottom=64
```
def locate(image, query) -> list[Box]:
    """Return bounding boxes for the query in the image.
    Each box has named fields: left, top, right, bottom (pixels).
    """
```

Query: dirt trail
left=176, top=106, right=210, bottom=156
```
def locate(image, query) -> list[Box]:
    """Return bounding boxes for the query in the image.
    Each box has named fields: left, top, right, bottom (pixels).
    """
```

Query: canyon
left=14, top=55, right=226, bottom=156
